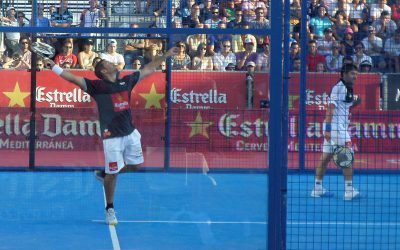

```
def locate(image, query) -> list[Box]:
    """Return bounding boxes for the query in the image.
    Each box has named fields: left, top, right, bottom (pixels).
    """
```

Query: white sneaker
left=105, top=208, right=118, bottom=225
left=311, top=186, right=333, bottom=198
left=344, top=187, right=360, bottom=201
left=95, top=170, right=105, bottom=184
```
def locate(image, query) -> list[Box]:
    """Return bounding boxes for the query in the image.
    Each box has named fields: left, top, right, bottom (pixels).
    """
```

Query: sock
left=106, top=203, right=114, bottom=210
left=345, top=181, right=353, bottom=191
left=315, top=179, right=322, bottom=187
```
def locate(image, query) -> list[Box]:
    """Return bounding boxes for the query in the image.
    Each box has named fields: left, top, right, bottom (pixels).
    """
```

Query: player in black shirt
left=46, top=46, right=178, bottom=225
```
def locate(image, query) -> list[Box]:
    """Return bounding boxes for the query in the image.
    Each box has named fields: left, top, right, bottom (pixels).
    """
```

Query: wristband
left=325, top=123, right=332, bottom=132
left=52, top=65, right=63, bottom=75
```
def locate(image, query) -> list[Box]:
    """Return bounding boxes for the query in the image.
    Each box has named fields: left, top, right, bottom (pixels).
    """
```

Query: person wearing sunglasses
left=54, top=40, right=78, bottom=68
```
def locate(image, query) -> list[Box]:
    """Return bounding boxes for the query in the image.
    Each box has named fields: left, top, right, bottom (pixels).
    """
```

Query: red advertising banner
left=0, top=71, right=380, bottom=110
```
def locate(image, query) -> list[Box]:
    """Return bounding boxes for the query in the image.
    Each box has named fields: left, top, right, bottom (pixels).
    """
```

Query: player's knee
left=126, top=164, right=141, bottom=171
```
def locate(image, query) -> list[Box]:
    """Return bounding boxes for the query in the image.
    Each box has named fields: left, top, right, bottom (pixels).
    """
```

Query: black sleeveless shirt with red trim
left=84, top=71, right=140, bottom=139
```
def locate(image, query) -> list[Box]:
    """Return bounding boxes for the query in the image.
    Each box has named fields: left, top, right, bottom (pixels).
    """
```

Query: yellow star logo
left=3, top=82, right=30, bottom=107
left=139, top=83, right=165, bottom=109
left=187, top=112, right=213, bottom=139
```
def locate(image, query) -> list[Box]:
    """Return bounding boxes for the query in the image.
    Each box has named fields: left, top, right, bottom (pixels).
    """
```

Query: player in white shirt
left=311, top=64, right=362, bottom=201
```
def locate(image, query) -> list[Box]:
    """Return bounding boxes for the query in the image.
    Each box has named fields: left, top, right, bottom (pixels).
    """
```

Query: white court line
left=91, top=219, right=400, bottom=227
left=102, top=187, right=121, bottom=250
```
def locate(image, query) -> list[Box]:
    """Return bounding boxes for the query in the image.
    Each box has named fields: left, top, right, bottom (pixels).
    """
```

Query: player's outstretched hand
left=43, top=58, right=55, bottom=68
left=353, top=95, right=361, bottom=107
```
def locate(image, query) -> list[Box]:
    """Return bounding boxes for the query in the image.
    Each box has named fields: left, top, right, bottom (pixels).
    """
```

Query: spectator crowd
left=0, top=0, right=400, bottom=74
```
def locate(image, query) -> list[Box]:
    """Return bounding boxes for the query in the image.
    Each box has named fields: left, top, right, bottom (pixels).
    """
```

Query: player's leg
left=122, top=129, right=144, bottom=172
left=311, top=138, right=334, bottom=198
left=341, top=141, right=360, bottom=200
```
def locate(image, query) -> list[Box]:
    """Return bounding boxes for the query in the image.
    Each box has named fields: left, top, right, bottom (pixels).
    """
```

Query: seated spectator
left=17, top=11, right=30, bottom=28
left=354, top=22, right=370, bottom=44
left=181, top=0, right=195, bottom=21
left=171, top=41, right=191, bottom=70
left=359, top=60, right=373, bottom=72
left=232, top=33, right=257, bottom=53
left=292, top=57, right=301, bottom=72
left=349, top=0, right=366, bottom=26
left=18, top=37, right=31, bottom=70
left=289, top=42, right=300, bottom=71
left=326, top=42, right=344, bottom=72
left=250, top=7, right=270, bottom=29
left=316, top=62, right=327, bottom=72
left=199, top=0, right=213, bottom=21
left=100, top=39, right=125, bottom=71
left=228, top=9, right=246, bottom=28
left=235, top=38, right=258, bottom=70
left=155, top=4, right=182, bottom=28
left=182, top=4, right=204, bottom=28
left=352, top=42, right=373, bottom=68
left=332, top=11, right=350, bottom=40
left=372, top=10, right=397, bottom=41
left=317, top=27, right=336, bottom=57
left=36, top=57, right=46, bottom=70
left=32, top=3, right=50, bottom=27
left=331, top=0, right=351, bottom=20
left=307, top=39, right=326, bottom=72
left=207, top=22, right=232, bottom=56
left=78, top=39, right=98, bottom=70
left=222, top=0, right=236, bottom=22
left=242, top=0, right=266, bottom=23
left=256, top=43, right=269, bottom=72
left=307, top=0, right=321, bottom=18
left=342, top=55, right=354, bottom=65
left=50, top=0, right=73, bottom=27
left=204, top=6, right=222, bottom=28
left=340, top=27, right=355, bottom=57
left=370, top=0, right=391, bottom=22
left=187, top=23, right=207, bottom=57
left=309, top=6, right=333, bottom=39
left=290, top=0, right=301, bottom=27
left=54, top=40, right=78, bottom=68
left=132, top=58, right=143, bottom=70
left=192, top=43, right=213, bottom=70
left=123, top=24, right=146, bottom=69
left=362, top=26, right=386, bottom=70
left=213, top=40, right=236, bottom=71
left=158, top=60, right=166, bottom=71
left=144, top=43, right=162, bottom=64
left=384, top=29, right=400, bottom=72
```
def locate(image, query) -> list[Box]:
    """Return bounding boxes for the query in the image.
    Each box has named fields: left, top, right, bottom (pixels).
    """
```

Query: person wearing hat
left=1, top=6, right=20, bottom=57
left=317, top=27, right=336, bottom=56
left=78, top=39, right=98, bottom=70
left=235, top=37, right=258, bottom=70
left=352, top=42, right=373, bottom=69
left=340, top=27, right=355, bottom=57
left=100, top=39, right=125, bottom=71
left=359, top=60, right=372, bottom=72
left=232, top=33, right=257, bottom=53
left=361, top=25, right=386, bottom=70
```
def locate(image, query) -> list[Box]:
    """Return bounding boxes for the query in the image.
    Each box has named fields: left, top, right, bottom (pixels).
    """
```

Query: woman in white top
left=191, top=43, right=213, bottom=70
left=78, top=39, right=98, bottom=70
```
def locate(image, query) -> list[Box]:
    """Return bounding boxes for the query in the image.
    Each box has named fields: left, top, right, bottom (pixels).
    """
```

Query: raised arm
left=45, top=58, right=87, bottom=90
left=139, top=47, right=178, bottom=80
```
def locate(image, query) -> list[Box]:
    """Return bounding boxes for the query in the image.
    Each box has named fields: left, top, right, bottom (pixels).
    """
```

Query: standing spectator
left=79, top=0, right=105, bottom=36
left=155, top=4, right=182, bottom=28
left=362, top=26, right=386, bottom=70
left=51, top=0, right=73, bottom=28
left=310, top=6, right=333, bottom=39
left=326, top=42, right=344, bottom=72
left=317, top=27, right=336, bottom=56
left=372, top=10, right=397, bottom=41
left=171, top=41, right=191, bottom=70
left=78, top=39, right=98, bottom=70
left=100, top=39, right=125, bottom=71
left=54, top=40, right=78, bottom=68
left=384, top=29, right=400, bottom=72
left=340, top=27, right=355, bottom=57
left=370, top=0, right=391, bottom=22
left=352, top=42, right=373, bottom=68
left=256, top=43, right=270, bottom=72
left=33, top=3, right=51, bottom=27
left=191, top=43, right=213, bottom=70
left=307, top=39, right=326, bottom=72
left=213, top=40, right=236, bottom=71
left=235, top=38, right=258, bottom=70
left=1, top=7, right=20, bottom=57
left=123, top=24, right=146, bottom=69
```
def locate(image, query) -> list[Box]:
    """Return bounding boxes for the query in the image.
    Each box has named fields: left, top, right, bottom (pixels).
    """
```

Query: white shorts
left=103, top=129, right=144, bottom=174
left=322, top=124, right=351, bottom=153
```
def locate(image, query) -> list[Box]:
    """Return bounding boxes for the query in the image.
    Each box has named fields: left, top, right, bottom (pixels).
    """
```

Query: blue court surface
left=0, top=172, right=398, bottom=250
